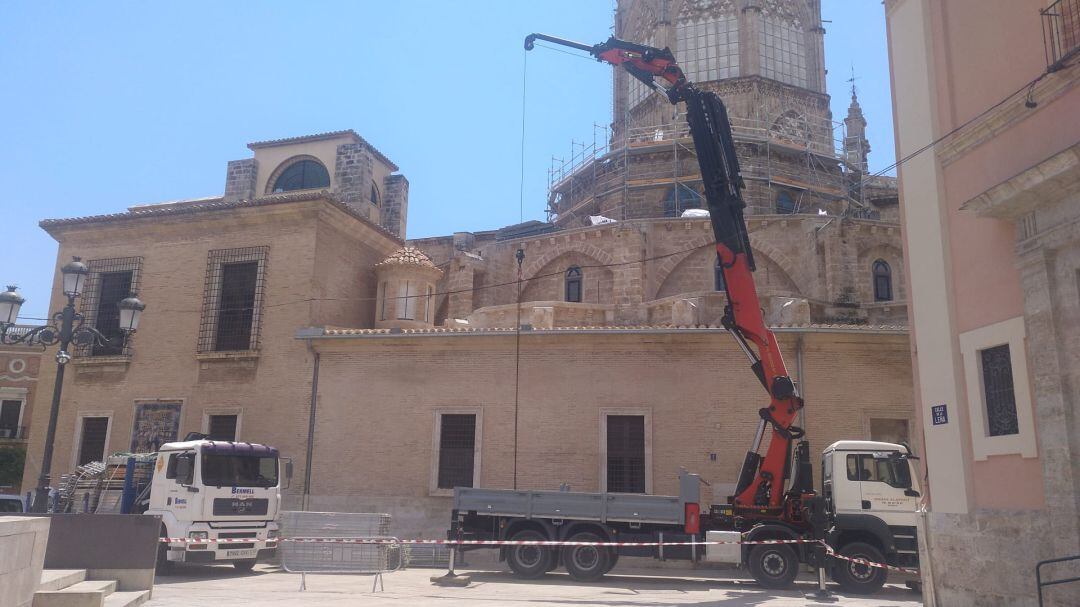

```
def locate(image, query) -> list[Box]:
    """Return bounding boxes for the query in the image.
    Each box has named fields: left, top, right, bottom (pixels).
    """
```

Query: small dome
left=375, top=247, right=439, bottom=270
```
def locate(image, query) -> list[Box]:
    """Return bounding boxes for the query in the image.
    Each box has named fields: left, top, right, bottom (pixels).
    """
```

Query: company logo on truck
left=231, top=487, right=255, bottom=495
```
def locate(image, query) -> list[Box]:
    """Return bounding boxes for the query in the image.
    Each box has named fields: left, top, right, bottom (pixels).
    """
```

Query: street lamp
left=0, top=257, right=145, bottom=512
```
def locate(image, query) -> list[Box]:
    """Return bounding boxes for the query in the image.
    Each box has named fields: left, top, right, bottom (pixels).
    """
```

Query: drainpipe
left=795, top=334, right=806, bottom=429
left=302, top=345, right=321, bottom=511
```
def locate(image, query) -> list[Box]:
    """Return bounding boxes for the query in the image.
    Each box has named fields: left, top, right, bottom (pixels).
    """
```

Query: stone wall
left=223, top=158, right=258, bottom=202
left=381, top=174, right=409, bottom=240
left=333, top=143, right=375, bottom=219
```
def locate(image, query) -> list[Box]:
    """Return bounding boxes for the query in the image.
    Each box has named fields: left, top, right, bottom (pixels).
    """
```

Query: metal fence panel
left=279, top=511, right=400, bottom=591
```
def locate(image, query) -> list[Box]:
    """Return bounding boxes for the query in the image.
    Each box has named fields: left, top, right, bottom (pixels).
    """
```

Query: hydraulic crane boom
left=526, top=34, right=808, bottom=513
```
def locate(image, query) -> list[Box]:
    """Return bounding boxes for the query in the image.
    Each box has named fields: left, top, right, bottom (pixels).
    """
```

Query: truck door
left=844, top=452, right=919, bottom=525
left=158, top=451, right=196, bottom=514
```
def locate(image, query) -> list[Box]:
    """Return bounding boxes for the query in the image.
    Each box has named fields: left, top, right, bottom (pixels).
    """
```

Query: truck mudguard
left=832, top=514, right=897, bottom=555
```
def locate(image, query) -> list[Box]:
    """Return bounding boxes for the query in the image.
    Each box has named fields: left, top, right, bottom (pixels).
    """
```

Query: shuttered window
left=437, top=414, right=476, bottom=490
left=980, top=345, right=1019, bottom=437
left=607, top=415, right=646, bottom=493
left=208, top=415, right=238, bottom=442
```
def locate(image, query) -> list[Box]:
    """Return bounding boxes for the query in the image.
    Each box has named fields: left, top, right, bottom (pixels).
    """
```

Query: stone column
left=223, top=158, right=258, bottom=202
left=382, top=174, right=409, bottom=239
left=334, top=143, right=374, bottom=216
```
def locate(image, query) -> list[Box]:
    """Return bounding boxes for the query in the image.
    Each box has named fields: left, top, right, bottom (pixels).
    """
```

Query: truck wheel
left=831, top=542, right=887, bottom=594
left=232, top=559, right=257, bottom=572
left=603, top=550, right=619, bottom=574
left=562, top=532, right=610, bottom=582
left=747, top=544, right=799, bottom=589
left=156, top=529, right=173, bottom=575
left=506, top=530, right=552, bottom=579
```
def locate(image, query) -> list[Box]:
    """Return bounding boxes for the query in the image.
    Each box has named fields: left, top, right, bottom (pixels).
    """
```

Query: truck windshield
left=201, top=454, right=278, bottom=488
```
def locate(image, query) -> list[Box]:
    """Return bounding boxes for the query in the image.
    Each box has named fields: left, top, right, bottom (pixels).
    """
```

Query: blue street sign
left=931, top=404, right=948, bottom=425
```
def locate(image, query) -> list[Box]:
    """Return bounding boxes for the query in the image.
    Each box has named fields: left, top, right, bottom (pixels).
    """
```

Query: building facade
left=0, top=341, right=40, bottom=496
left=885, top=0, right=1080, bottom=605
left=19, top=1, right=919, bottom=553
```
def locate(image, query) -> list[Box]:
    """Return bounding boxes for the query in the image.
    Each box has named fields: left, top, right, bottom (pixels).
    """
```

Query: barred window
left=208, top=414, right=238, bottom=441
left=606, top=415, right=646, bottom=493
left=565, top=267, right=583, bottom=303
left=199, top=247, right=268, bottom=353
left=676, top=15, right=739, bottom=83
left=436, top=413, right=477, bottom=490
left=980, top=345, right=1019, bottom=437
left=873, top=260, right=893, bottom=302
left=78, top=257, right=143, bottom=357
left=759, top=17, right=808, bottom=88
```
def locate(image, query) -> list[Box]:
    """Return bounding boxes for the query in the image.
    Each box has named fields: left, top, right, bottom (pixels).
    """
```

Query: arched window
left=873, top=259, right=893, bottom=301
left=370, top=183, right=380, bottom=207
left=272, top=159, right=330, bottom=193
left=776, top=191, right=796, bottom=214
left=565, top=267, right=583, bottom=303
left=714, top=256, right=726, bottom=291
left=663, top=183, right=703, bottom=217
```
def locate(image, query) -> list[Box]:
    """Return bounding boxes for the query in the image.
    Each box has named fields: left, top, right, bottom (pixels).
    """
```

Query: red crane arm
left=526, top=34, right=806, bottom=510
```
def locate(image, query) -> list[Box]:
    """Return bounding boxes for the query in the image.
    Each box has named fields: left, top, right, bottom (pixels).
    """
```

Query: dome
left=375, top=247, right=440, bottom=272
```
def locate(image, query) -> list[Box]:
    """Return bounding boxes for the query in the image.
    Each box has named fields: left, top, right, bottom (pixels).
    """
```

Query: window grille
left=759, top=17, right=808, bottom=88
left=77, top=417, right=110, bottom=466
left=77, top=257, right=142, bottom=357
left=437, top=414, right=476, bottom=489
left=873, top=260, right=893, bottom=302
left=272, top=159, right=330, bottom=193
left=676, top=16, right=739, bottom=83
left=980, top=345, right=1019, bottom=437
left=565, top=267, right=583, bottom=303
left=607, top=415, right=646, bottom=493
left=208, top=414, right=238, bottom=441
left=1041, top=0, right=1080, bottom=70
left=199, top=247, right=269, bottom=353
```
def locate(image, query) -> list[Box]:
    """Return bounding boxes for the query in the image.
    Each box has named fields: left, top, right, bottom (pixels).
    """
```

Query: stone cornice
left=938, top=60, right=1080, bottom=167
left=960, top=142, right=1080, bottom=219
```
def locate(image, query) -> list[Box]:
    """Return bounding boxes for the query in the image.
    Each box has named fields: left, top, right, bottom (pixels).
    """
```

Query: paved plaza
left=147, top=564, right=923, bottom=607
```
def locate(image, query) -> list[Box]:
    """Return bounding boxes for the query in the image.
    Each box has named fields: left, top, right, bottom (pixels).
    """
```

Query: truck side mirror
left=283, top=458, right=293, bottom=489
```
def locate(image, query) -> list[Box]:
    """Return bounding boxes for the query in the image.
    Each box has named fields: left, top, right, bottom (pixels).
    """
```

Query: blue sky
left=0, top=1, right=894, bottom=320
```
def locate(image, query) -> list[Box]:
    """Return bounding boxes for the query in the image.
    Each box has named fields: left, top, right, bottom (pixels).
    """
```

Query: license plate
left=225, top=549, right=257, bottom=558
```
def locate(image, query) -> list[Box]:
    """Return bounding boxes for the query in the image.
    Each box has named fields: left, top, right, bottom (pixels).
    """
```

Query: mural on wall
left=130, top=402, right=182, bottom=452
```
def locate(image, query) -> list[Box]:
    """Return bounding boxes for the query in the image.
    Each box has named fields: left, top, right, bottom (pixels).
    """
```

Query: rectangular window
left=398, top=281, right=416, bottom=320
left=78, top=257, right=142, bottom=357
left=199, top=247, right=268, bottom=352
left=208, top=414, right=238, bottom=442
left=379, top=281, right=388, bottom=321
left=676, top=17, right=740, bottom=84
left=77, top=417, right=110, bottom=466
left=0, top=400, right=22, bottom=438
left=759, top=18, right=807, bottom=88
left=606, top=415, right=646, bottom=493
left=436, top=414, right=476, bottom=490
left=980, top=344, right=1019, bottom=436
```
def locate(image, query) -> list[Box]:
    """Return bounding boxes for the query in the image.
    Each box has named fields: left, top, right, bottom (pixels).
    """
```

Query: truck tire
left=831, top=542, right=887, bottom=594
left=506, top=530, right=552, bottom=579
left=156, top=528, right=173, bottom=575
left=232, top=559, right=257, bottom=572
left=603, top=550, right=619, bottom=574
left=562, top=532, right=610, bottom=582
left=747, top=544, right=799, bottom=589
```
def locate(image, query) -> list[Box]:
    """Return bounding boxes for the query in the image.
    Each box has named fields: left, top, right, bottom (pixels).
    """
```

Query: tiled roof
left=300, top=323, right=907, bottom=339
left=39, top=190, right=403, bottom=244
left=374, top=247, right=441, bottom=271
left=246, top=129, right=399, bottom=171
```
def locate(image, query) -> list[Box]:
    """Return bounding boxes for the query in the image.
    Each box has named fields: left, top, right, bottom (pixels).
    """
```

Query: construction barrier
left=277, top=511, right=401, bottom=591
left=160, top=534, right=920, bottom=575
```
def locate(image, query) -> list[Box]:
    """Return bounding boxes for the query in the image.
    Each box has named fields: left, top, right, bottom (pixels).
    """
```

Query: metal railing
left=1037, top=554, right=1080, bottom=606
left=1041, top=0, right=1080, bottom=70
left=279, top=511, right=402, bottom=592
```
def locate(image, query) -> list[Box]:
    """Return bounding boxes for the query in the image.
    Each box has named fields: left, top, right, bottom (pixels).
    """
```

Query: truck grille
left=218, top=532, right=257, bottom=539
left=212, top=498, right=269, bottom=516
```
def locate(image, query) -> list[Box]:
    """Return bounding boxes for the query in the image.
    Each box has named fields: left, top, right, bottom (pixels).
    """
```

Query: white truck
left=451, top=439, right=921, bottom=593
left=150, top=438, right=290, bottom=571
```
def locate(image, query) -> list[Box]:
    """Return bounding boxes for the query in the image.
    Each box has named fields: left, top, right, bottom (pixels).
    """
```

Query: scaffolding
left=547, top=109, right=871, bottom=227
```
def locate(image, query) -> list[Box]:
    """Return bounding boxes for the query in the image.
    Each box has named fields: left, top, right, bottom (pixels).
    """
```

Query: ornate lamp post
left=0, top=257, right=145, bottom=512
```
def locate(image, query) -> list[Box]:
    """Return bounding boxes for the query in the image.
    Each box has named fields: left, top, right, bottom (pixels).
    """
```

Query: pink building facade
left=885, top=1, right=1080, bottom=605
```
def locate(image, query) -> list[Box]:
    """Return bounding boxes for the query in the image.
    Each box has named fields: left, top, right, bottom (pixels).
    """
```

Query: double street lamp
left=0, top=257, right=145, bottom=513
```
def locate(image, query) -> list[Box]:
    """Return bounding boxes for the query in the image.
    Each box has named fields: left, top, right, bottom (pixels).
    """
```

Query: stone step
left=33, top=579, right=117, bottom=607
left=39, top=569, right=88, bottom=592
left=102, top=591, right=151, bottom=607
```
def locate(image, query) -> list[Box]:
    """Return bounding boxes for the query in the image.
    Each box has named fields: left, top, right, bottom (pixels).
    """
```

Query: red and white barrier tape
left=159, top=537, right=919, bottom=574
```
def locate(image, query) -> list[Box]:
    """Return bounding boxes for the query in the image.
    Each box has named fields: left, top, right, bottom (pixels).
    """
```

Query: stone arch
left=521, top=241, right=616, bottom=282
left=521, top=250, right=614, bottom=304
left=650, top=231, right=811, bottom=299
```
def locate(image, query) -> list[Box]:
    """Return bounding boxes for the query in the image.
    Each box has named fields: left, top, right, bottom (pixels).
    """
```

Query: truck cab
left=151, top=439, right=289, bottom=571
left=821, top=440, right=921, bottom=592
